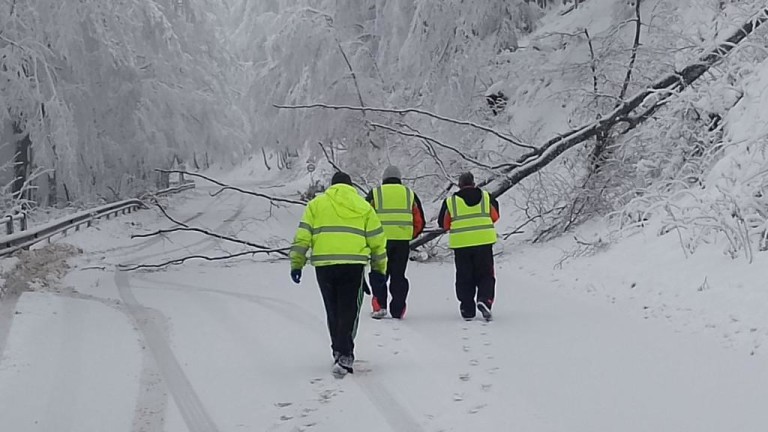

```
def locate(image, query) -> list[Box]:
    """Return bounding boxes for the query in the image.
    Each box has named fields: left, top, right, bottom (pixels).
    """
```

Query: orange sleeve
left=443, top=211, right=452, bottom=230
left=412, top=204, right=425, bottom=238
left=491, top=206, right=499, bottom=223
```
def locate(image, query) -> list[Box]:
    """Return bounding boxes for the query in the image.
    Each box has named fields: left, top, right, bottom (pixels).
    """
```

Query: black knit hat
left=458, top=172, right=475, bottom=187
left=331, top=171, right=353, bottom=186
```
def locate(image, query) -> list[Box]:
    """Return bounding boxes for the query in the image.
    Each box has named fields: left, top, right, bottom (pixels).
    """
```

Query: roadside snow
left=1, top=178, right=765, bottom=432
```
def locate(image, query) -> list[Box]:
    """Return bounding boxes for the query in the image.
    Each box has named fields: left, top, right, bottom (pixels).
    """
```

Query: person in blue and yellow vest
left=290, top=172, right=388, bottom=377
left=438, top=172, right=499, bottom=321
left=365, top=165, right=425, bottom=320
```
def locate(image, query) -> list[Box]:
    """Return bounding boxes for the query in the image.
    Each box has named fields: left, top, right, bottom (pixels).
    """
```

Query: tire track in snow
left=115, top=270, right=220, bottom=432
left=0, top=289, right=21, bottom=361
left=133, top=276, right=426, bottom=432
left=87, top=187, right=222, bottom=258
left=43, top=288, right=169, bottom=432
left=116, top=194, right=244, bottom=264
left=111, top=194, right=247, bottom=432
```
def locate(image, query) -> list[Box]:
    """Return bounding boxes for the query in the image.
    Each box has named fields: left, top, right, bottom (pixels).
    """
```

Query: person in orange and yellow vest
left=290, top=171, right=388, bottom=377
left=437, top=172, right=499, bottom=321
left=365, top=166, right=425, bottom=320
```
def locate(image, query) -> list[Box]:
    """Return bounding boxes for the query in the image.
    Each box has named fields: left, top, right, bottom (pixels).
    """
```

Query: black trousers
left=372, top=240, right=410, bottom=318
left=453, top=244, right=496, bottom=318
left=315, top=264, right=365, bottom=358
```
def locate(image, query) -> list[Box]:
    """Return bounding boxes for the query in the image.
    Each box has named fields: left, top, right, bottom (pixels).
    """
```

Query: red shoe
left=372, top=297, right=383, bottom=312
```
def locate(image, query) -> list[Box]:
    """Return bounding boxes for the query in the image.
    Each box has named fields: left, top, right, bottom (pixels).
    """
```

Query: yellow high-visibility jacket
left=290, top=184, right=388, bottom=274
left=446, top=191, right=497, bottom=249
left=371, top=184, right=415, bottom=241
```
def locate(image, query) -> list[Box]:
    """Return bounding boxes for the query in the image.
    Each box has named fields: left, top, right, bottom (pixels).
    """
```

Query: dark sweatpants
left=372, top=240, right=410, bottom=318
left=315, top=264, right=365, bottom=358
left=453, top=244, right=496, bottom=319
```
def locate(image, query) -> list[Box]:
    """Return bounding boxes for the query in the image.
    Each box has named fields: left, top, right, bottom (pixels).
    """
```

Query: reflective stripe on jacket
left=446, top=191, right=497, bottom=249
left=372, top=184, right=415, bottom=241
left=291, top=184, right=387, bottom=273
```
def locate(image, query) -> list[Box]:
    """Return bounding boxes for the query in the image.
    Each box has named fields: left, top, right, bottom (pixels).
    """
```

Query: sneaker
left=371, top=309, right=388, bottom=319
left=477, top=302, right=493, bottom=322
left=332, top=350, right=341, bottom=363
left=331, top=363, right=348, bottom=379
left=463, top=316, right=475, bottom=322
left=338, top=355, right=354, bottom=374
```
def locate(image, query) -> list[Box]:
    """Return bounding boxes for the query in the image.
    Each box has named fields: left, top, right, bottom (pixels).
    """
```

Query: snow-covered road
left=1, top=184, right=767, bottom=432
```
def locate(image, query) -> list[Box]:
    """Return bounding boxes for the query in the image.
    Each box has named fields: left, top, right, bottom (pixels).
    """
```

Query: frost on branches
left=0, top=0, right=248, bottom=211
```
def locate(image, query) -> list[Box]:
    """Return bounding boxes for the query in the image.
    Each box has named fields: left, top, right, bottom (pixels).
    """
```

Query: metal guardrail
left=0, top=181, right=196, bottom=257
left=3, top=212, right=27, bottom=235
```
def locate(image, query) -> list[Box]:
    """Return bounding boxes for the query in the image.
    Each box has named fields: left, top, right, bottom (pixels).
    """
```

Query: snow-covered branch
left=274, top=103, right=534, bottom=150
left=135, top=201, right=290, bottom=257
left=156, top=170, right=305, bottom=206
left=412, top=6, right=768, bottom=249
left=369, top=122, right=519, bottom=171
left=118, top=249, right=289, bottom=272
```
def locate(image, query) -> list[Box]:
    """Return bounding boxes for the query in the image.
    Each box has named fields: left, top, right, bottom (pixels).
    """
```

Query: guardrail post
left=6, top=215, right=13, bottom=235
left=20, top=213, right=27, bottom=231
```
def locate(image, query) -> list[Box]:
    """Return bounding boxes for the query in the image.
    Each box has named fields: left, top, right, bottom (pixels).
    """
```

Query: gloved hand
left=290, top=269, right=302, bottom=284
left=368, top=271, right=387, bottom=291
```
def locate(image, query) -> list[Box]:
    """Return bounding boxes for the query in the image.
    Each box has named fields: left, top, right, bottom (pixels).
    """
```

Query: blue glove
left=368, top=271, right=387, bottom=291
left=290, top=269, right=302, bottom=284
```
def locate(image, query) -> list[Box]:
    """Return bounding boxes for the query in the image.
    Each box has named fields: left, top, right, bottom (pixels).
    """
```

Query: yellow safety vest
left=290, top=184, right=388, bottom=273
left=372, top=184, right=415, bottom=241
left=446, top=191, right=497, bottom=249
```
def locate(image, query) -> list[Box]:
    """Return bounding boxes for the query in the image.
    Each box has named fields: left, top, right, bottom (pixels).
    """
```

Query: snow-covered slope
left=0, top=182, right=767, bottom=431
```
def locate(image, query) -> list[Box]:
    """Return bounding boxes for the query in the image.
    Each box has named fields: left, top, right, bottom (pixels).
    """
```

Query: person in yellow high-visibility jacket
left=365, top=165, right=425, bottom=320
left=290, top=171, right=388, bottom=377
left=438, top=172, right=499, bottom=322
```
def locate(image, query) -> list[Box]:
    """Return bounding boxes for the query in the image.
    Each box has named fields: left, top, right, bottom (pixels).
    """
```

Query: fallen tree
left=410, top=6, right=768, bottom=249
left=276, top=8, right=768, bottom=251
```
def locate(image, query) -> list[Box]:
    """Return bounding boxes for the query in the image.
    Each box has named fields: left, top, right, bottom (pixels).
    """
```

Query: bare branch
left=395, top=123, right=454, bottom=185
left=274, top=103, right=535, bottom=150
left=149, top=200, right=289, bottom=255
left=370, top=122, right=519, bottom=171
left=316, top=142, right=367, bottom=192
left=156, top=169, right=305, bottom=206
left=584, top=29, right=600, bottom=107
left=618, top=1, right=642, bottom=102
left=118, top=249, right=289, bottom=271
left=412, top=6, right=768, bottom=249
left=336, top=40, right=366, bottom=111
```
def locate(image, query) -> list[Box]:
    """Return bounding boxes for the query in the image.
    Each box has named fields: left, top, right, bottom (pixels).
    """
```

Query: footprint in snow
left=481, top=383, right=492, bottom=392
left=279, top=414, right=293, bottom=421
left=275, top=402, right=293, bottom=408
left=459, top=373, right=471, bottom=382
left=453, top=393, right=464, bottom=402
left=469, top=359, right=479, bottom=366
left=318, top=389, right=337, bottom=404
left=462, top=345, right=471, bottom=352
left=468, top=404, right=487, bottom=414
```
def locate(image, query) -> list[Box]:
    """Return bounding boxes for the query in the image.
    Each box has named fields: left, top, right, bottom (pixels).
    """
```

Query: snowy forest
left=3, top=0, right=767, bottom=260
left=2, top=1, right=768, bottom=430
